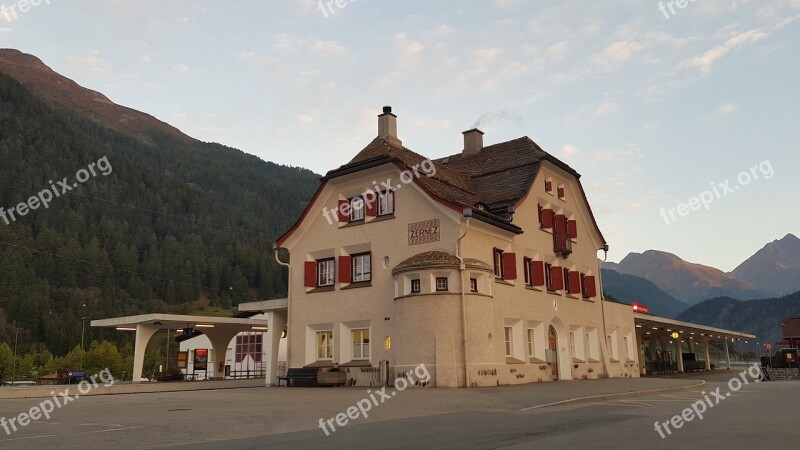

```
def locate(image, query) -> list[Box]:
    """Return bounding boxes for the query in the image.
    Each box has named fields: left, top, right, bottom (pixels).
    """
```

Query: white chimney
left=462, top=128, right=484, bottom=155
left=378, top=106, right=402, bottom=146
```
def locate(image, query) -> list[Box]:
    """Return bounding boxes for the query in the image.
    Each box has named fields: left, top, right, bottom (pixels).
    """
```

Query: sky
left=1, top=0, right=798, bottom=271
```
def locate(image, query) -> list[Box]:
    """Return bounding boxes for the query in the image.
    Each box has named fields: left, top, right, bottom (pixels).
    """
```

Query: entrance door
left=548, top=325, right=559, bottom=380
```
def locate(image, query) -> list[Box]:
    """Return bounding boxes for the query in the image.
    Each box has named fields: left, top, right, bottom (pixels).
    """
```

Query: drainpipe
left=597, top=244, right=610, bottom=377
left=456, top=208, right=473, bottom=388
left=274, top=244, right=291, bottom=383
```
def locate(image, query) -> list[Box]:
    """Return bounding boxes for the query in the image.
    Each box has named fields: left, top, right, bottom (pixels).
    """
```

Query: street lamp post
left=12, top=328, right=19, bottom=383
left=80, top=316, right=87, bottom=369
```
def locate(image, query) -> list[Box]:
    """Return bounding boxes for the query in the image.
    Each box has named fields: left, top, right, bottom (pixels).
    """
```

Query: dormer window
left=557, top=186, right=565, bottom=200
left=349, top=196, right=365, bottom=222
left=545, top=179, right=553, bottom=194
left=378, top=190, right=394, bottom=216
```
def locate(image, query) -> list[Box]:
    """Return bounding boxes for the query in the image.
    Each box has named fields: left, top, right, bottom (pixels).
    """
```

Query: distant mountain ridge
left=732, top=234, right=800, bottom=297
left=600, top=268, right=687, bottom=318
left=605, top=249, right=772, bottom=305
left=677, top=291, right=800, bottom=345
left=0, top=48, right=192, bottom=144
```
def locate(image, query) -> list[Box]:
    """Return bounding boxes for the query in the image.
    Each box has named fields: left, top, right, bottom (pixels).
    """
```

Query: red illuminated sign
left=632, top=303, right=650, bottom=314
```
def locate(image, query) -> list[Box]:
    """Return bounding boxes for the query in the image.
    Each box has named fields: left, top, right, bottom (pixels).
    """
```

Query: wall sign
left=408, top=219, right=440, bottom=246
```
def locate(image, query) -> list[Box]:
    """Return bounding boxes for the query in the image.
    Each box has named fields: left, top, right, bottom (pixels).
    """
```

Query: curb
left=520, top=380, right=707, bottom=411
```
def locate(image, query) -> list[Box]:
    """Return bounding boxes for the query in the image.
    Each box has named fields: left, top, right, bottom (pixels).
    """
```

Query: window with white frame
left=411, top=278, right=421, bottom=293
left=470, top=278, right=478, bottom=292
left=623, top=334, right=634, bottom=361
left=316, top=330, right=333, bottom=360
left=317, top=258, right=335, bottom=287
left=569, top=331, right=577, bottom=356
left=585, top=328, right=599, bottom=361
left=349, top=196, right=365, bottom=222
left=527, top=328, right=536, bottom=357
left=504, top=326, right=514, bottom=357
left=607, top=331, right=619, bottom=361
left=352, top=253, right=371, bottom=282
left=378, top=190, right=394, bottom=216
left=436, top=277, right=449, bottom=291
left=352, top=328, right=370, bottom=360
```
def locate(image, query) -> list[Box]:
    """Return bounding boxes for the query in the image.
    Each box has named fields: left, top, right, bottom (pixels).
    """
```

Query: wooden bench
left=277, top=367, right=320, bottom=387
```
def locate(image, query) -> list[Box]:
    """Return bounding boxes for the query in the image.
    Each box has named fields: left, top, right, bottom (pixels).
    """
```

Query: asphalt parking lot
left=0, top=370, right=795, bottom=449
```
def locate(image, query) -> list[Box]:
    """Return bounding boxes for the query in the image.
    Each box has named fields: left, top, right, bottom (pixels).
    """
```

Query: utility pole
left=80, top=316, right=88, bottom=369
left=12, top=328, right=19, bottom=383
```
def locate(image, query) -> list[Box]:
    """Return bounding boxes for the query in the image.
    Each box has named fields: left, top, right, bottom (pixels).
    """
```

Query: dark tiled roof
left=392, top=251, right=492, bottom=276
left=320, top=135, right=606, bottom=246
left=783, top=317, right=800, bottom=338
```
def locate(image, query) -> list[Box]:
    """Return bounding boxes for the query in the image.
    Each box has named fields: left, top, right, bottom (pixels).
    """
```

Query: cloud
left=715, top=102, right=737, bottom=114
left=594, top=101, right=619, bottom=116
left=173, top=63, right=197, bottom=74
left=680, top=28, right=768, bottom=73
left=308, top=40, right=347, bottom=56
left=395, top=32, right=425, bottom=59
left=560, top=144, right=579, bottom=156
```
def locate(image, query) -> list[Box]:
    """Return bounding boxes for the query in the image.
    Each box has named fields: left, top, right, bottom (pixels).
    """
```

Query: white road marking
left=0, top=426, right=142, bottom=443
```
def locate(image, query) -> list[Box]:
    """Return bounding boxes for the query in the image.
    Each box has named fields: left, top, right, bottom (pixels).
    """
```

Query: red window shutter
left=567, top=220, right=577, bottom=239
left=532, top=261, right=545, bottom=286
left=558, top=187, right=565, bottom=199
left=338, top=255, right=351, bottom=283
left=503, top=253, right=517, bottom=280
left=338, top=199, right=349, bottom=223
left=541, top=209, right=554, bottom=228
left=584, top=275, right=597, bottom=297
left=538, top=205, right=543, bottom=227
left=554, top=215, right=566, bottom=233
left=304, top=261, right=316, bottom=287
left=568, top=271, right=581, bottom=294
left=366, top=196, right=377, bottom=217
left=550, top=266, right=564, bottom=290
left=545, top=180, right=552, bottom=192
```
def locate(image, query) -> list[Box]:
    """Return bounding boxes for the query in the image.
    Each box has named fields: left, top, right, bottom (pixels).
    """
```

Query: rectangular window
left=378, top=190, right=394, bottom=216
left=504, top=326, right=513, bottom=357
left=527, top=329, right=536, bottom=357
left=352, top=328, right=370, bottom=360
left=569, top=331, right=576, bottom=356
left=470, top=278, right=478, bottom=293
left=436, top=277, right=449, bottom=291
left=349, top=196, right=365, bottom=222
left=545, top=263, right=553, bottom=291
left=316, top=330, right=333, bottom=360
left=493, top=248, right=504, bottom=279
left=411, top=279, right=421, bottom=293
left=563, top=268, right=570, bottom=292
left=523, top=257, right=532, bottom=286
left=235, top=333, right=263, bottom=363
left=317, top=258, right=335, bottom=287
left=352, top=253, right=371, bottom=283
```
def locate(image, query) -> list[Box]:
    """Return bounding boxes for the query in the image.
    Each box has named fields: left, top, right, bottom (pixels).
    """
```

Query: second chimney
left=462, top=128, right=484, bottom=155
left=378, top=106, right=402, bottom=146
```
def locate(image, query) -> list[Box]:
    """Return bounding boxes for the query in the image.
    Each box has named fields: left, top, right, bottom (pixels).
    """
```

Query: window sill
left=307, top=286, right=335, bottom=294
left=610, top=358, right=620, bottom=363
left=572, top=358, right=587, bottom=363
left=506, top=357, right=526, bottom=365
left=369, top=214, right=395, bottom=223
left=547, top=289, right=562, bottom=296
left=342, top=281, right=372, bottom=290
left=582, top=297, right=596, bottom=302
left=587, top=358, right=601, bottom=363
left=494, top=279, right=515, bottom=286
left=528, top=358, right=547, bottom=364
left=565, top=294, right=579, bottom=299
left=339, top=220, right=365, bottom=229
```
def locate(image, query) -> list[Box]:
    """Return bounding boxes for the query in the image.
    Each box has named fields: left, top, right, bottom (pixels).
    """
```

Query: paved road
left=0, top=371, right=795, bottom=449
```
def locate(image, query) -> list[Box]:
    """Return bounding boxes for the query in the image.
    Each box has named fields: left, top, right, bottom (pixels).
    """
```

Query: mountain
left=600, top=268, right=688, bottom=318
left=732, top=233, right=800, bottom=297
left=0, top=49, right=190, bottom=145
left=607, top=250, right=767, bottom=305
left=677, top=291, right=800, bottom=346
left=0, top=49, right=320, bottom=355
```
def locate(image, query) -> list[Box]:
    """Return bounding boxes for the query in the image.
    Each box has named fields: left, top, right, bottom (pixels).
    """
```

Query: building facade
left=275, top=107, right=639, bottom=387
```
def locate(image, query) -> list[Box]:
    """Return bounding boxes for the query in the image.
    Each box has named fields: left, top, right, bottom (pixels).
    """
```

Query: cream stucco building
left=275, top=107, right=640, bottom=387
